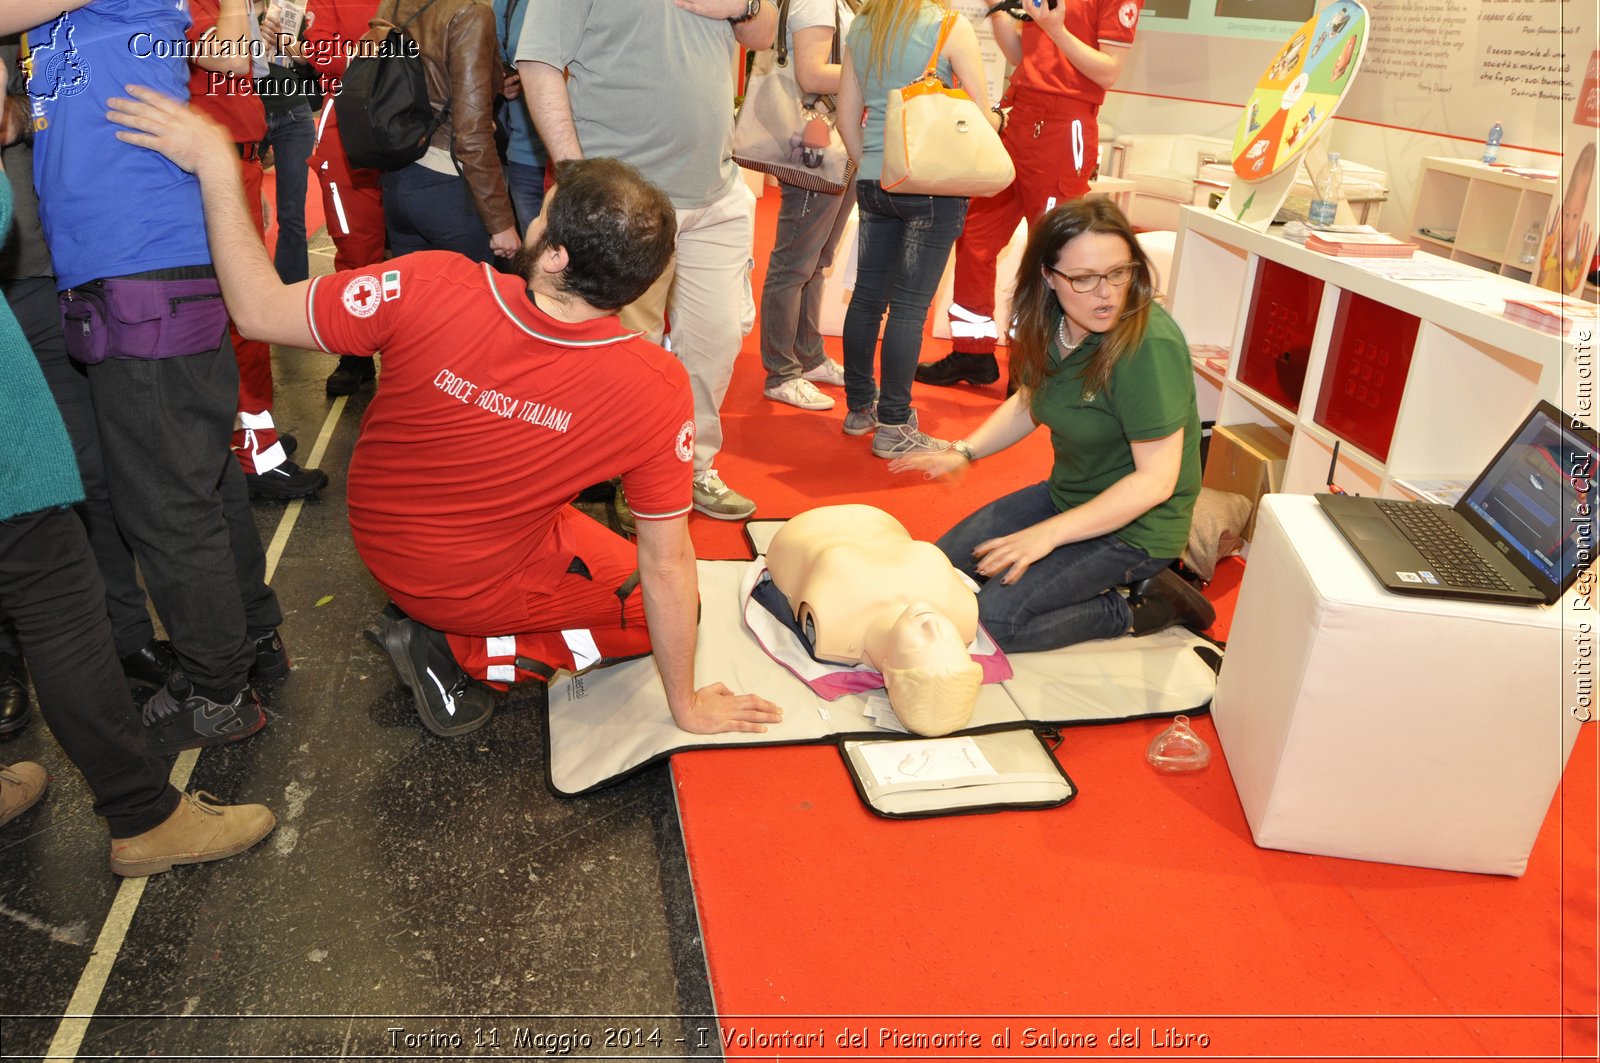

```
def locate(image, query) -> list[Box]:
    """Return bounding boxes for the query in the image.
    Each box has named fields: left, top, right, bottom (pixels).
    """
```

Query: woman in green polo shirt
left=890, top=198, right=1213, bottom=650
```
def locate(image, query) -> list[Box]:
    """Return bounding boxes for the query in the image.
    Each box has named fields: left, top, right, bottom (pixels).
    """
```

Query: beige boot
left=109, top=790, right=276, bottom=877
left=0, top=762, right=48, bottom=827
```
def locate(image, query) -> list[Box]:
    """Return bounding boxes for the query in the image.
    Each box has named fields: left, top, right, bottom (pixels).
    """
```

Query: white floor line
left=45, top=395, right=349, bottom=1060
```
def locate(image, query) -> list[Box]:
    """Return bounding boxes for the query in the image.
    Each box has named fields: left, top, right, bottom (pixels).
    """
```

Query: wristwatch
left=729, top=0, right=762, bottom=24
left=951, top=440, right=978, bottom=463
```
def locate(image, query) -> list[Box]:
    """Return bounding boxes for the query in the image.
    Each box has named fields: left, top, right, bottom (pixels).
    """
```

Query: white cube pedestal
left=1213, top=494, right=1583, bottom=876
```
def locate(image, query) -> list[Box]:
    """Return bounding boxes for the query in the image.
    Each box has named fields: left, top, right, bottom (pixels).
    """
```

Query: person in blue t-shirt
left=24, top=0, right=287, bottom=755
left=492, top=0, right=549, bottom=233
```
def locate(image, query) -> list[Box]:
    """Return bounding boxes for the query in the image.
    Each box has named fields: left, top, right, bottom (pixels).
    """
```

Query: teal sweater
left=1, top=178, right=82, bottom=521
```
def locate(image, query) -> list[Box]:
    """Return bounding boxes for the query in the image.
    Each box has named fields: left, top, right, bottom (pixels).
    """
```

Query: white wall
left=1099, top=0, right=1587, bottom=233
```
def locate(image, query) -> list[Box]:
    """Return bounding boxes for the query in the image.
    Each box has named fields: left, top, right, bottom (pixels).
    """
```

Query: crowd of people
left=0, top=0, right=1211, bottom=876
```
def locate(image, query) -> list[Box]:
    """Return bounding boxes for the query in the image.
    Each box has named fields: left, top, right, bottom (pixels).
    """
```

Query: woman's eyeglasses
left=1048, top=262, right=1140, bottom=293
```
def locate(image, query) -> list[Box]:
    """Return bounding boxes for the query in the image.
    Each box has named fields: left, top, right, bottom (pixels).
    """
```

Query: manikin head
left=877, top=602, right=982, bottom=737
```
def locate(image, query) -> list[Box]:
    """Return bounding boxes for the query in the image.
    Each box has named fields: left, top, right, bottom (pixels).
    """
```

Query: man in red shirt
left=111, top=87, right=786, bottom=738
left=187, top=0, right=329, bottom=499
left=918, top=0, right=1142, bottom=390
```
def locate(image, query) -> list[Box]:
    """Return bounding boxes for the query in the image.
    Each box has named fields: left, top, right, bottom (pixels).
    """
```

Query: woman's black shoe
left=0, top=654, right=31, bottom=736
left=1128, top=569, right=1216, bottom=637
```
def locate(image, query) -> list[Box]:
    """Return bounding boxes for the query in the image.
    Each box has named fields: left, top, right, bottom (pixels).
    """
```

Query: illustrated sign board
left=1219, top=0, right=1369, bottom=230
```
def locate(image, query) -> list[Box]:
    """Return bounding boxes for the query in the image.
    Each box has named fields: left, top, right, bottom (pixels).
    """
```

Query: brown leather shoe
left=0, top=762, right=48, bottom=828
left=109, top=790, right=276, bottom=877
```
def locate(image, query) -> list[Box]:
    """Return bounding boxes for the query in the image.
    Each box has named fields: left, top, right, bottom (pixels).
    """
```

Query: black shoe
left=325, top=355, right=376, bottom=396
left=276, top=432, right=297, bottom=459
left=378, top=606, right=494, bottom=737
left=121, top=638, right=176, bottom=691
left=246, top=460, right=329, bottom=501
left=1128, top=568, right=1217, bottom=637
left=0, top=654, right=31, bottom=737
left=142, top=674, right=266, bottom=754
left=914, top=351, right=1000, bottom=388
left=249, top=630, right=291, bottom=685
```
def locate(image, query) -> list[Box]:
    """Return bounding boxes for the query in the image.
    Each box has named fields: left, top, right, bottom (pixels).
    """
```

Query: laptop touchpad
left=1346, top=516, right=1394, bottom=543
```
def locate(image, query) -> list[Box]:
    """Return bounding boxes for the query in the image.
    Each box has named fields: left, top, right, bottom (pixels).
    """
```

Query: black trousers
left=0, top=507, right=178, bottom=837
left=0, top=276, right=152, bottom=657
left=85, top=326, right=282, bottom=694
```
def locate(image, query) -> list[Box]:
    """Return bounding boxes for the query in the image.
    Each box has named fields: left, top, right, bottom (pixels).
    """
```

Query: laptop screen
left=1459, top=401, right=1599, bottom=594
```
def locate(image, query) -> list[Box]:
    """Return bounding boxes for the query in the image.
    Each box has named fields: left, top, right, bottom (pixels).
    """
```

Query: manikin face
left=1044, top=231, right=1138, bottom=344
left=885, top=602, right=969, bottom=671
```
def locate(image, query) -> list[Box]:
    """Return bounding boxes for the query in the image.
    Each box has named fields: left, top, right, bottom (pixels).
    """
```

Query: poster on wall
left=1536, top=49, right=1599, bottom=296
left=1218, top=0, right=1368, bottom=229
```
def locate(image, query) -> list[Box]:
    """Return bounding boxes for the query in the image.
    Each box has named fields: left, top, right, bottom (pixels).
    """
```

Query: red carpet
left=673, top=188, right=1599, bottom=1061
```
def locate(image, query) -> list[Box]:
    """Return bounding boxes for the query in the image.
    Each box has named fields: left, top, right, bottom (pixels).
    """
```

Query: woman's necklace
left=1057, top=316, right=1081, bottom=354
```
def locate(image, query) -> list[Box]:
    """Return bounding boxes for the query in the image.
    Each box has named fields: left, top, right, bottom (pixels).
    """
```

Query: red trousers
left=949, top=90, right=1100, bottom=356
left=311, top=109, right=385, bottom=273
left=231, top=155, right=283, bottom=474
left=379, top=508, right=654, bottom=690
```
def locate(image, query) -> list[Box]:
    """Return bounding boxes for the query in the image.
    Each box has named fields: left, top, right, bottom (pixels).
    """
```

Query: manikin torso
left=765, top=505, right=979, bottom=668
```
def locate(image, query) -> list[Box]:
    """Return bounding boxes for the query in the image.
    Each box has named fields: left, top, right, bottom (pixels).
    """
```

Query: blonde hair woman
left=835, top=0, right=996, bottom=458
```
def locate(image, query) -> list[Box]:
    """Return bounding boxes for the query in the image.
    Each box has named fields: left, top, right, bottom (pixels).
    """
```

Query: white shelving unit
left=1170, top=205, right=1575, bottom=499
left=1407, top=157, right=1558, bottom=283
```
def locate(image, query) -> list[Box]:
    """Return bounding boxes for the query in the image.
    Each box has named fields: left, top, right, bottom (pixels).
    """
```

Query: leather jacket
left=381, top=0, right=515, bottom=237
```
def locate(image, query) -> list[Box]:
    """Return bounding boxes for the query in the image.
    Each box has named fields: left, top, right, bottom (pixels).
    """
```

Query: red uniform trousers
left=311, top=109, right=386, bottom=273
left=379, top=508, right=655, bottom=690
left=949, top=90, right=1100, bottom=356
left=231, top=153, right=285, bottom=474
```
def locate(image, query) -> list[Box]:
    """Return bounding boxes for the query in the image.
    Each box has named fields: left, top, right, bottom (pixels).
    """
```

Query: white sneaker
left=800, top=357, right=846, bottom=388
left=692, top=469, right=756, bottom=520
left=764, top=377, right=835, bottom=411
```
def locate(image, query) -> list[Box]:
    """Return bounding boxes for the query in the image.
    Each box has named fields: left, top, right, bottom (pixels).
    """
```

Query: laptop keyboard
left=1374, top=501, right=1515, bottom=592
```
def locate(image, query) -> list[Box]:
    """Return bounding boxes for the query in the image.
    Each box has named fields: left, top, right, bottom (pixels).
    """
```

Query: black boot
left=121, top=638, right=177, bottom=692
left=914, top=351, right=1000, bottom=387
left=1128, top=569, right=1216, bottom=637
left=0, top=653, right=30, bottom=736
left=325, top=355, right=376, bottom=396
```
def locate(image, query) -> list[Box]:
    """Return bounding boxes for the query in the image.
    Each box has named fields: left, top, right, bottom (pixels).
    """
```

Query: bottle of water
left=1482, top=122, right=1503, bottom=164
left=1308, top=152, right=1342, bottom=226
left=1520, top=221, right=1541, bottom=266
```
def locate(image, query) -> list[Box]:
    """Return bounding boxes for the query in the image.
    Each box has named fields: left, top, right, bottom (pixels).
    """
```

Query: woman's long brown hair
left=1008, top=198, right=1156, bottom=399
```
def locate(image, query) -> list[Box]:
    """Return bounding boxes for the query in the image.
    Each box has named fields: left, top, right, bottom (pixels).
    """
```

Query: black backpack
left=333, top=0, right=453, bottom=170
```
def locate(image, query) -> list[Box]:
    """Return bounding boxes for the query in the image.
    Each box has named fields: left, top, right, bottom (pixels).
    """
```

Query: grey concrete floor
left=0, top=237, right=720, bottom=1060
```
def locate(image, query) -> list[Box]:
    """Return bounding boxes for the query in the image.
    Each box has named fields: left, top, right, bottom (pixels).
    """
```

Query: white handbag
left=880, top=12, right=1014, bottom=198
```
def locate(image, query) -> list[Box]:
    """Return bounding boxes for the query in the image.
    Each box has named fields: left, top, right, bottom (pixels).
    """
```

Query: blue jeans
left=842, top=180, right=967, bottom=425
left=262, top=104, right=315, bottom=283
left=938, top=482, right=1172, bottom=652
left=759, top=180, right=856, bottom=389
left=382, top=164, right=493, bottom=263
left=505, top=159, right=546, bottom=236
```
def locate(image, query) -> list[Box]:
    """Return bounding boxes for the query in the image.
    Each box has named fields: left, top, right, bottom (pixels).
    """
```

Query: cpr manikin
left=766, top=505, right=983, bottom=736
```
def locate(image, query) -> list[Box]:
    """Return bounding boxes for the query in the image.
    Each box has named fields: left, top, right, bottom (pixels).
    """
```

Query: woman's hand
left=972, top=523, right=1059, bottom=584
left=888, top=449, right=968, bottom=480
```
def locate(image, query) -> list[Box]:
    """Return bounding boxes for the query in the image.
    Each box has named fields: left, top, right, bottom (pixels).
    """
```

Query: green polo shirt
left=1029, top=303, right=1201, bottom=559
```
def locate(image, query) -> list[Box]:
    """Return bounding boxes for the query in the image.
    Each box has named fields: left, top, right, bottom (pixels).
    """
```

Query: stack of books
left=1304, top=228, right=1419, bottom=258
left=1502, top=294, right=1600, bottom=335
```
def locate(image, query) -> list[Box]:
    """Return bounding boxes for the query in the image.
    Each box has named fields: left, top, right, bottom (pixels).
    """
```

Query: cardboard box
left=1201, top=422, right=1291, bottom=539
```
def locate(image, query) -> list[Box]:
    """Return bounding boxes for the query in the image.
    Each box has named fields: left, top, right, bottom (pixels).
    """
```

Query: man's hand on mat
left=673, top=683, right=783, bottom=734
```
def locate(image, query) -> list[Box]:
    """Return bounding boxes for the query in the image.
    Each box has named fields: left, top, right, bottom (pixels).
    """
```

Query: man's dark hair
left=529, top=158, right=676, bottom=312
